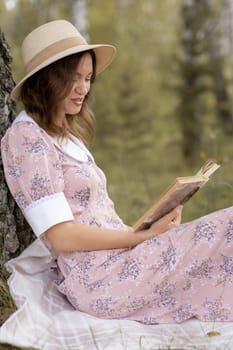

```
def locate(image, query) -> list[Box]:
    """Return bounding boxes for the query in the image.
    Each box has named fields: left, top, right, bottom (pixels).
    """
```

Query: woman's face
left=58, top=53, right=93, bottom=118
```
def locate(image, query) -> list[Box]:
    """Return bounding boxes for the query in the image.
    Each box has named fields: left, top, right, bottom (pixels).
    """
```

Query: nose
left=74, top=80, right=89, bottom=95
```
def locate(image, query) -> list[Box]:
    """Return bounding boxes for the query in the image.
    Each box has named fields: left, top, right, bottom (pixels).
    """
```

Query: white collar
left=13, top=111, right=94, bottom=163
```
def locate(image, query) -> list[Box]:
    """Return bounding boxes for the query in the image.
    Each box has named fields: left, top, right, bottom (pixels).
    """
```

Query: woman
left=1, top=19, right=233, bottom=327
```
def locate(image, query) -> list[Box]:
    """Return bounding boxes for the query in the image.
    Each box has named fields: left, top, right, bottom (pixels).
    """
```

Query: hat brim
left=11, top=44, right=116, bottom=101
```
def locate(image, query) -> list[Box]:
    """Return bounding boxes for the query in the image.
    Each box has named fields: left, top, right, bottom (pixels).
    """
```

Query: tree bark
left=68, top=0, right=89, bottom=39
left=178, top=0, right=215, bottom=165
left=0, top=28, right=34, bottom=277
left=210, top=0, right=233, bottom=134
left=0, top=28, right=37, bottom=350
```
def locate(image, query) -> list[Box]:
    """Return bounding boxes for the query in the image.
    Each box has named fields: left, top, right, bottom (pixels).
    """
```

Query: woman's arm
left=45, top=205, right=183, bottom=251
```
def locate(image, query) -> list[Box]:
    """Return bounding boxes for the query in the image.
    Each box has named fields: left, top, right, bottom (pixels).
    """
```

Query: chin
left=67, top=108, right=82, bottom=116
left=74, top=106, right=82, bottom=114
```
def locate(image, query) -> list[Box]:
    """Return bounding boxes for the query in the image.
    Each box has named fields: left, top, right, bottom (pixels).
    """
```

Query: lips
left=72, top=98, right=83, bottom=106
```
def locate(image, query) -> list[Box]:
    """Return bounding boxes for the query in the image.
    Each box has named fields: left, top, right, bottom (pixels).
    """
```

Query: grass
left=0, top=267, right=16, bottom=326
left=0, top=346, right=21, bottom=350
left=0, top=271, right=20, bottom=350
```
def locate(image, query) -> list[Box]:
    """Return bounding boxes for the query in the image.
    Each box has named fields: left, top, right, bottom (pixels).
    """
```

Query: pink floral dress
left=1, top=110, right=233, bottom=325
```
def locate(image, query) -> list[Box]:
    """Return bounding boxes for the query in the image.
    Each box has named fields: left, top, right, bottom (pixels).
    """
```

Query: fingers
left=168, top=205, right=183, bottom=227
left=172, top=205, right=183, bottom=217
left=166, top=206, right=181, bottom=221
left=149, top=205, right=183, bottom=236
left=174, top=205, right=183, bottom=214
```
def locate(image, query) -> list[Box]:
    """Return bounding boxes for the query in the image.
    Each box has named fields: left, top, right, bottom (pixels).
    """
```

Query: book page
left=195, top=159, right=222, bottom=177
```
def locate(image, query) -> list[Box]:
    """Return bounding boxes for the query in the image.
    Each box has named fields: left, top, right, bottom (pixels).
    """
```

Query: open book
left=133, top=159, right=222, bottom=231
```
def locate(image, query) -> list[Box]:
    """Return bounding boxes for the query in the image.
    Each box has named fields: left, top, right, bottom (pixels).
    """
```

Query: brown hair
left=20, top=50, right=96, bottom=146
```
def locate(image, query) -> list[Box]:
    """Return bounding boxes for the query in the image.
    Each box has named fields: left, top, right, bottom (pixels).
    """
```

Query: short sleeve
left=1, top=121, right=74, bottom=237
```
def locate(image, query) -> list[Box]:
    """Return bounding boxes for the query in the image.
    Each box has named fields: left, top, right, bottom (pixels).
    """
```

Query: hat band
left=26, top=36, right=88, bottom=73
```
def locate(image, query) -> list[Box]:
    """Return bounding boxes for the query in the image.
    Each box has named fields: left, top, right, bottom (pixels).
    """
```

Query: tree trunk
left=178, top=0, right=215, bottom=165
left=0, top=27, right=34, bottom=328
left=0, top=26, right=41, bottom=349
left=68, top=0, right=89, bottom=39
left=210, top=0, right=233, bottom=134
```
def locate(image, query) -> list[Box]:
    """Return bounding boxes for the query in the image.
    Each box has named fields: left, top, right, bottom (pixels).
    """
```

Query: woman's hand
left=132, top=205, right=183, bottom=245
left=151, top=205, right=183, bottom=233
left=142, top=205, right=183, bottom=239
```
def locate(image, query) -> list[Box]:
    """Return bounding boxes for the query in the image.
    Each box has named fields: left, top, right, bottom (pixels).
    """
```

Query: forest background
left=0, top=0, right=232, bottom=227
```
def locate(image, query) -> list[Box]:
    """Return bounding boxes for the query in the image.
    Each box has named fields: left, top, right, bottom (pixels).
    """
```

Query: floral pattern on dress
left=118, top=258, right=142, bottom=281
left=219, top=254, right=233, bottom=284
left=103, top=251, right=125, bottom=270
left=126, top=296, right=150, bottom=315
left=72, top=186, right=90, bottom=208
left=226, top=219, right=233, bottom=243
left=160, top=238, right=177, bottom=271
left=74, top=165, right=91, bottom=178
left=96, top=183, right=106, bottom=207
left=30, top=172, right=51, bottom=201
left=186, top=258, right=214, bottom=280
left=192, top=221, right=217, bottom=244
left=89, top=217, right=102, bottom=227
left=173, top=304, right=195, bottom=323
left=152, top=279, right=177, bottom=308
left=22, top=136, right=49, bottom=155
left=70, top=253, right=96, bottom=273
left=8, top=157, right=24, bottom=178
left=13, top=191, right=30, bottom=209
left=90, top=297, right=117, bottom=317
left=106, top=216, right=126, bottom=229
left=203, top=298, right=230, bottom=321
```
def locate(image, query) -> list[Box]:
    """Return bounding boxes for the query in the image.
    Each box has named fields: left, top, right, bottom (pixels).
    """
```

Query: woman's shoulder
left=8, top=110, right=41, bottom=132
left=2, top=111, right=50, bottom=145
left=0, top=111, right=57, bottom=161
left=13, top=110, right=37, bottom=125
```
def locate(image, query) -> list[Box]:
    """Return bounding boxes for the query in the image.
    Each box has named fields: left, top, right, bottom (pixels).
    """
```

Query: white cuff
left=23, top=192, right=74, bottom=237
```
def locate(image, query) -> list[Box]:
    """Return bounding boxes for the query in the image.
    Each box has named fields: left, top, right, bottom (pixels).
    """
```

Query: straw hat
left=11, top=19, right=116, bottom=100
